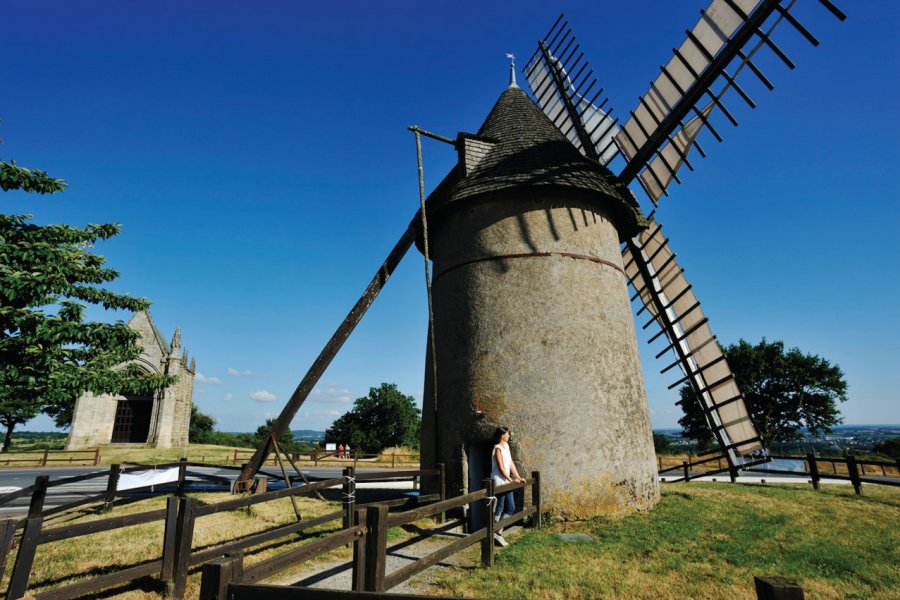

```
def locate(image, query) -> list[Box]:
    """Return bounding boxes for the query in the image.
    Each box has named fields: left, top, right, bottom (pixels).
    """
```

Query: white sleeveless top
left=490, top=443, right=512, bottom=485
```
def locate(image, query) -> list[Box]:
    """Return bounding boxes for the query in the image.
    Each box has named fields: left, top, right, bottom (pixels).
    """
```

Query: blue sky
left=3, top=1, right=898, bottom=433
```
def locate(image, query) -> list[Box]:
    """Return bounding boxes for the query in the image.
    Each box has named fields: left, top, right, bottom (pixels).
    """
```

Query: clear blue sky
left=3, top=1, right=898, bottom=433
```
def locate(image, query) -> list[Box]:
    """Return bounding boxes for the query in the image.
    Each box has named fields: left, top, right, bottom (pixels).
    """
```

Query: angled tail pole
left=237, top=215, right=420, bottom=483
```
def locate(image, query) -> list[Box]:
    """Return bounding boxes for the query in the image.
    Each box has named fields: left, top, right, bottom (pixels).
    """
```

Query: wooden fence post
left=846, top=455, right=862, bottom=496
left=806, top=453, right=820, bottom=490
left=313, top=448, right=319, bottom=467
left=40, top=449, right=49, bottom=467
left=481, top=478, right=495, bottom=568
left=176, top=458, right=188, bottom=497
left=363, top=504, right=388, bottom=592
left=0, top=520, right=19, bottom=588
left=754, top=575, right=804, bottom=599
left=531, top=471, right=542, bottom=528
left=161, top=496, right=180, bottom=583
left=683, top=461, right=690, bottom=483
left=93, top=447, right=101, bottom=466
left=104, top=464, right=121, bottom=508
left=351, top=507, right=367, bottom=592
left=199, top=554, right=243, bottom=600
left=0, top=519, right=17, bottom=583
left=7, top=475, right=49, bottom=599
left=168, top=497, right=198, bottom=599
left=342, top=467, right=356, bottom=533
left=438, top=463, right=446, bottom=524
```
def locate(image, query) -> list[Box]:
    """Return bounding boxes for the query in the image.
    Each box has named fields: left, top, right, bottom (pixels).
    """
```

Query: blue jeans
left=495, top=490, right=515, bottom=521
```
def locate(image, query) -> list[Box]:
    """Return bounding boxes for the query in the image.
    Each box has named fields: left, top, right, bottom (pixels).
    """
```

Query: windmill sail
left=523, top=17, right=620, bottom=165
left=622, top=216, right=762, bottom=457
left=637, top=102, right=713, bottom=203
left=615, top=0, right=847, bottom=200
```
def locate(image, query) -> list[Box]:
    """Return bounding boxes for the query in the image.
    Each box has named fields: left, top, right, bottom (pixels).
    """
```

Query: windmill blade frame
left=523, top=16, right=621, bottom=166
left=615, top=0, right=847, bottom=202
left=623, top=216, right=763, bottom=461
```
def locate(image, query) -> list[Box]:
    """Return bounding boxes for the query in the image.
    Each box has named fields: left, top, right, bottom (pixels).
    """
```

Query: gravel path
left=270, top=522, right=519, bottom=594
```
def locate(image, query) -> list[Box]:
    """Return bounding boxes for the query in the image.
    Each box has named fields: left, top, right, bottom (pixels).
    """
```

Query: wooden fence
left=0, top=449, right=99, bottom=468
left=230, top=449, right=420, bottom=469
left=199, top=473, right=542, bottom=599
left=743, top=454, right=900, bottom=496
left=0, top=464, right=446, bottom=599
left=658, top=453, right=900, bottom=494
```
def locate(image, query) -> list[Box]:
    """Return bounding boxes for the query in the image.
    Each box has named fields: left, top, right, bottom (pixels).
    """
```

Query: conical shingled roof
left=424, top=86, right=646, bottom=238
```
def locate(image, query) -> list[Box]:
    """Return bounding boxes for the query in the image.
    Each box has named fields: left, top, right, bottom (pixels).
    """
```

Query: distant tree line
left=189, top=405, right=314, bottom=452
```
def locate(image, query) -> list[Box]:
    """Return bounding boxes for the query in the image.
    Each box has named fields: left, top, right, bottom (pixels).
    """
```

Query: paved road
left=0, top=466, right=415, bottom=516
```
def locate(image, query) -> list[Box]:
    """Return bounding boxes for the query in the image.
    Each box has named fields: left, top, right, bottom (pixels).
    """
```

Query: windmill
left=237, top=0, right=845, bottom=518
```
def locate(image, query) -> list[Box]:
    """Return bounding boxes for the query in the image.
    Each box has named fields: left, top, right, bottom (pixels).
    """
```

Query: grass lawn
left=9, top=491, right=348, bottom=599
left=5, top=481, right=897, bottom=599
left=428, top=483, right=900, bottom=600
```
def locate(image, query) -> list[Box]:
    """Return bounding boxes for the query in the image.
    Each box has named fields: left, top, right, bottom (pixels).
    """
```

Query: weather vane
left=506, top=53, right=517, bottom=87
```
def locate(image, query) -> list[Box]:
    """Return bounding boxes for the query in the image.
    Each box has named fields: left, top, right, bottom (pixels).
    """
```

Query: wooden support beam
left=238, top=215, right=419, bottom=482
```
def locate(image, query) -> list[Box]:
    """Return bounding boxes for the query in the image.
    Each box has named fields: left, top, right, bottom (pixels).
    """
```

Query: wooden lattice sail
left=523, top=0, right=845, bottom=465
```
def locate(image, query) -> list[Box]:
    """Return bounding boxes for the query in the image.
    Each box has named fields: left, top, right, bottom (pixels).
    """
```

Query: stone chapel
left=65, top=311, right=195, bottom=449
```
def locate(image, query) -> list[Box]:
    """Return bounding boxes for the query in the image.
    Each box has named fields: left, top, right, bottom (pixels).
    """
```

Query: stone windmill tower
left=238, top=0, right=845, bottom=519
left=417, top=77, right=658, bottom=518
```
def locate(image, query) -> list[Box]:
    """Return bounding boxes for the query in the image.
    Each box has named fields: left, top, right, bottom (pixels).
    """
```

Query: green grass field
left=428, top=483, right=900, bottom=600
left=4, top=453, right=897, bottom=599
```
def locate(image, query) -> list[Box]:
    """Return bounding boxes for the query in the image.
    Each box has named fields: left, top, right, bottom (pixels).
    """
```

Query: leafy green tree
left=678, top=339, right=847, bottom=450
left=1, top=159, right=171, bottom=450
left=325, top=383, right=421, bottom=452
left=189, top=403, right=216, bottom=443
left=653, top=432, right=671, bottom=454
left=0, top=161, right=67, bottom=194
left=873, top=438, right=900, bottom=460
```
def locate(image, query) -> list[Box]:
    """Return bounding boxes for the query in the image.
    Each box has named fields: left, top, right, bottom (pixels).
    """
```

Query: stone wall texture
left=66, top=311, right=194, bottom=450
left=422, top=191, right=659, bottom=518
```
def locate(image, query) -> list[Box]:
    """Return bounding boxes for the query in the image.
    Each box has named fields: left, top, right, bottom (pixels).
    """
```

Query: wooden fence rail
left=199, top=471, right=542, bottom=599
left=658, top=453, right=899, bottom=494
left=231, top=449, right=421, bottom=469
left=0, top=449, right=99, bottom=468
left=1, top=465, right=446, bottom=600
